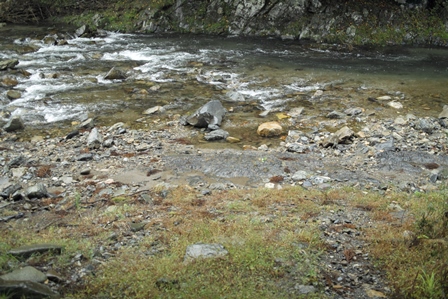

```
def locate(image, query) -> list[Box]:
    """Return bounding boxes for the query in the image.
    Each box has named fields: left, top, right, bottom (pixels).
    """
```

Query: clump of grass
left=36, top=165, right=52, bottom=178
left=365, top=188, right=448, bottom=299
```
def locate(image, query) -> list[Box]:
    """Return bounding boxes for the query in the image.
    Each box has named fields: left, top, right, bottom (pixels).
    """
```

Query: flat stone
left=295, top=284, right=316, bottom=294
left=226, top=136, right=241, bottom=143
left=184, top=243, right=229, bottom=262
left=8, top=244, right=63, bottom=259
left=143, top=106, right=165, bottom=115
left=1, top=266, right=47, bottom=283
left=77, top=154, right=93, bottom=161
left=377, top=95, right=392, bottom=100
left=0, top=280, right=60, bottom=299
left=204, top=129, right=229, bottom=141
left=388, top=101, right=403, bottom=109
left=6, top=90, right=21, bottom=100
left=26, top=183, right=48, bottom=199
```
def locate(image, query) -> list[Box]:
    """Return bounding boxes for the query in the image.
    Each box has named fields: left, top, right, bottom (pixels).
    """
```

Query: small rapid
left=1, top=24, right=448, bottom=133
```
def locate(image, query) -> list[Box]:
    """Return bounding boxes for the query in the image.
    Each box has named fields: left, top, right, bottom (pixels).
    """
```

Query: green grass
left=1, top=185, right=447, bottom=298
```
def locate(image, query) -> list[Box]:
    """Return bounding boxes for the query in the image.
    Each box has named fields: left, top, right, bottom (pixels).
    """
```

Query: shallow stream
left=1, top=24, right=448, bottom=147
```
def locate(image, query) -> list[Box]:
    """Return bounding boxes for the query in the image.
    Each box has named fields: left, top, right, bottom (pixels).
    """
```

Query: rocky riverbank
left=1, top=0, right=448, bottom=46
left=1, top=104, right=447, bottom=297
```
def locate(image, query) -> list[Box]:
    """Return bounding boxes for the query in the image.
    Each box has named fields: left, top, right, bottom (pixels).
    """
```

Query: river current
left=1, top=24, right=448, bottom=144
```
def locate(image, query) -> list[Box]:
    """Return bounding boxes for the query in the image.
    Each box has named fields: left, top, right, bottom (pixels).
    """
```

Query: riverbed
left=1, top=24, right=448, bottom=148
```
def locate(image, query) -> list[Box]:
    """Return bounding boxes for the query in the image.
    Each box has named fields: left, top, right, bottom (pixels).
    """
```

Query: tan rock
left=257, top=121, right=283, bottom=137
left=226, top=136, right=241, bottom=143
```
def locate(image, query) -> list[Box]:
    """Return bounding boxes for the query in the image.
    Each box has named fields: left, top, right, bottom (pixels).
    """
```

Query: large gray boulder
left=186, top=100, right=227, bottom=130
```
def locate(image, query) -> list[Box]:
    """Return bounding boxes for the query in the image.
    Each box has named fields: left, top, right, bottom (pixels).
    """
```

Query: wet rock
left=3, top=116, right=24, bottom=132
left=226, top=91, right=245, bottom=102
left=288, top=107, right=304, bottom=118
left=186, top=100, right=227, bottom=130
left=0, top=59, right=19, bottom=71
left=42, top=35, right=57, bottom=45
left=184, top=243, right=229, bottom=262
left=257, top=121, right=283, bottom=137
left=143, top=106, right=165, bottom=115
left=326, top=110, right=345, bottom=119
left=0, top=280, right=60, bottom=299
left=1, top=266, right=47, bottom=283
left=26, top=183, right=48, bottom=199
left=87, top=127, right=103, bottom=149
left=8, top=244, right=63, bottom=259
left=388, top=101, right=403, bottom=109
left=204, top=129, right=229, bottom=141
left=104, top=67, right=126, bottom=80
left=6, top=90, right=21, bottom=100
left=78, top=118, right=95, bottom=129
left=75, top=25, right=91, bottom=37
left=1, top=76, right=18, bottom=87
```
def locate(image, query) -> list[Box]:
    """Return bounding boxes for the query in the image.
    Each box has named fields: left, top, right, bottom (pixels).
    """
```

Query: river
left=1, top=24, right=448, bottom=146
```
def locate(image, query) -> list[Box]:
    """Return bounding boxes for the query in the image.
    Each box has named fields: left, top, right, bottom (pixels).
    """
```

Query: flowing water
left=1, top=24, right=448, bottom=147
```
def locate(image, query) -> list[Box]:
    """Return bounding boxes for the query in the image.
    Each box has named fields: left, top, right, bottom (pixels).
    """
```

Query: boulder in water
left=0, top=59, right=19, bottom=71
left=104, top=67, right=126, bottom=80
left=186, top=100, right=227, bottom=130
